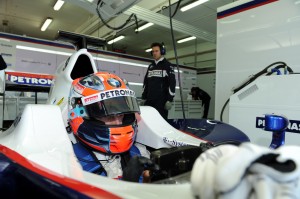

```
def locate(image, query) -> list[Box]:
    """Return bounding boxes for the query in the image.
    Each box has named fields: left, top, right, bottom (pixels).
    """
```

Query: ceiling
left=0, top=0, right=234, bottom=59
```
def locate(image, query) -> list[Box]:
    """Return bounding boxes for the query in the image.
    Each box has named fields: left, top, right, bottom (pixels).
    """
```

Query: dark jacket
left=0, top=55, right=7, bottom=70
left=191, top=87, right=211, bottom=103
left=142, top=58, right=176, bottom=102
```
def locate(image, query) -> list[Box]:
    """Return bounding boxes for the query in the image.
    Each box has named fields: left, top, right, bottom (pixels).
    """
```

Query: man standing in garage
left=140, top=42, right=176, bottom=121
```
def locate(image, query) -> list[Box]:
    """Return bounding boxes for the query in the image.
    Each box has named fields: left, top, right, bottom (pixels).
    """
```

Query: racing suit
left=69, top=132, right=150, bottom=180
left=142, top=57, right=176, bottom=120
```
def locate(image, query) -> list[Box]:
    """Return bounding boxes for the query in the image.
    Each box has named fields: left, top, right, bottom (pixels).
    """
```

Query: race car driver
left=67, top=72, right=152, bottom=182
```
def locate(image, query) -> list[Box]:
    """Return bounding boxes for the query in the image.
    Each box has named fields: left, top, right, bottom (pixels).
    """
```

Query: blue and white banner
left=6, top=71, right=54, bottom=87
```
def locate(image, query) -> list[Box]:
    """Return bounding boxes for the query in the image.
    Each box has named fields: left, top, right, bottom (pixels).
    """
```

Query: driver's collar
left=154, top=56, right=164, bottom=65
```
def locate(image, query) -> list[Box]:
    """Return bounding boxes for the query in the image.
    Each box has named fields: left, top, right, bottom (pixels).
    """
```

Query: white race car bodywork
left=0, top=104, right=195, bottom=199
left=0, top=47, right=203, bottom=198
left=47, top=48, right=98, bottom=127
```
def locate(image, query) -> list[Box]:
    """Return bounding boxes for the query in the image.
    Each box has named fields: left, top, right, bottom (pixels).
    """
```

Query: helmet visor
left=81, top=89, right=140, bottom=119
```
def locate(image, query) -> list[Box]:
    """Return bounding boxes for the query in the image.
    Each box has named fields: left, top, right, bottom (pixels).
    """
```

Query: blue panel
left=168, top=118, right=250, bottom=144
left=0, top=153, right=91, bottom=199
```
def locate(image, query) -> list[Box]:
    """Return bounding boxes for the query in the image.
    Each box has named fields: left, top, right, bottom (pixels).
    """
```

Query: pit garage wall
left=166, top=41, right=217, bottom=119
left=215, top=0, right=300, bottom=122
left=0, top=32, right=197, bottom=121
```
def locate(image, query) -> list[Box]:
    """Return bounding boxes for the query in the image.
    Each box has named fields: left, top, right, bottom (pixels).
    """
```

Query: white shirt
left=154, top=56, right=164, bottom=65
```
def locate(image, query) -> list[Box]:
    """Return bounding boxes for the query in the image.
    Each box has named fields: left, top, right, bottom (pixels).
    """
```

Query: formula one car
left=0, top=31, right=250, bottom=199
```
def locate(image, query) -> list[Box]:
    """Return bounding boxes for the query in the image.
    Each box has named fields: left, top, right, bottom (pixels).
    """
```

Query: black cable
left=77, top=157, right=109, bottom=163
left=220, top=98, right=230, bottom=122
left=162, top=0, right=182, bottom=18
left=219, top=61, right=293, bottom=121
left=265, top=64, right=293, bottom=76
left=134, top=14, right=139, bottom=34
left=232, top=62, right=290, bottom=93
left=96, top=0, right=139, bottom=31
left=168, top=0, right=186, bottom=124
left=171, top=0, right=182, bottom=18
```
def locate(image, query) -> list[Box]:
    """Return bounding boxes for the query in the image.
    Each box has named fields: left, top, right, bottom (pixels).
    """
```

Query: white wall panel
left=216, top=0, right=300, bottom=122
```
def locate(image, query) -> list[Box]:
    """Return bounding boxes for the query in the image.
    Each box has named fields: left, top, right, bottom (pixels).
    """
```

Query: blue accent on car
left=0, top=153, right=90, bottom=199
left=168, top=118, right=250, bottom=145
left=264, top=114, right=289, bottom=149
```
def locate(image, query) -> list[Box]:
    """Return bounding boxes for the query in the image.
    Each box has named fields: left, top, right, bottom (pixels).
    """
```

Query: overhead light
left=53, top=0, right=65, bottom=11
left=107, top=35, right=125, bottom=45
left=15, top=45, right=149, bottom=68
left=145, top=48, right=152, bottom=52
left=180, top=0, right=209, bottom=12
left=41, top=18, right=53, bottom=31
left=16, top=45, right=72, bottom=56
left=128, top=82, right=143, bottom=86
left=135, top=22, right=154, bottom=32
left=174, top=69, right=183, bottom=73
left=94, top=57, right=148, bottom=68
left=86, top=0, right=94, bottom=2
left=177, top=36, right=196, bottom=43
